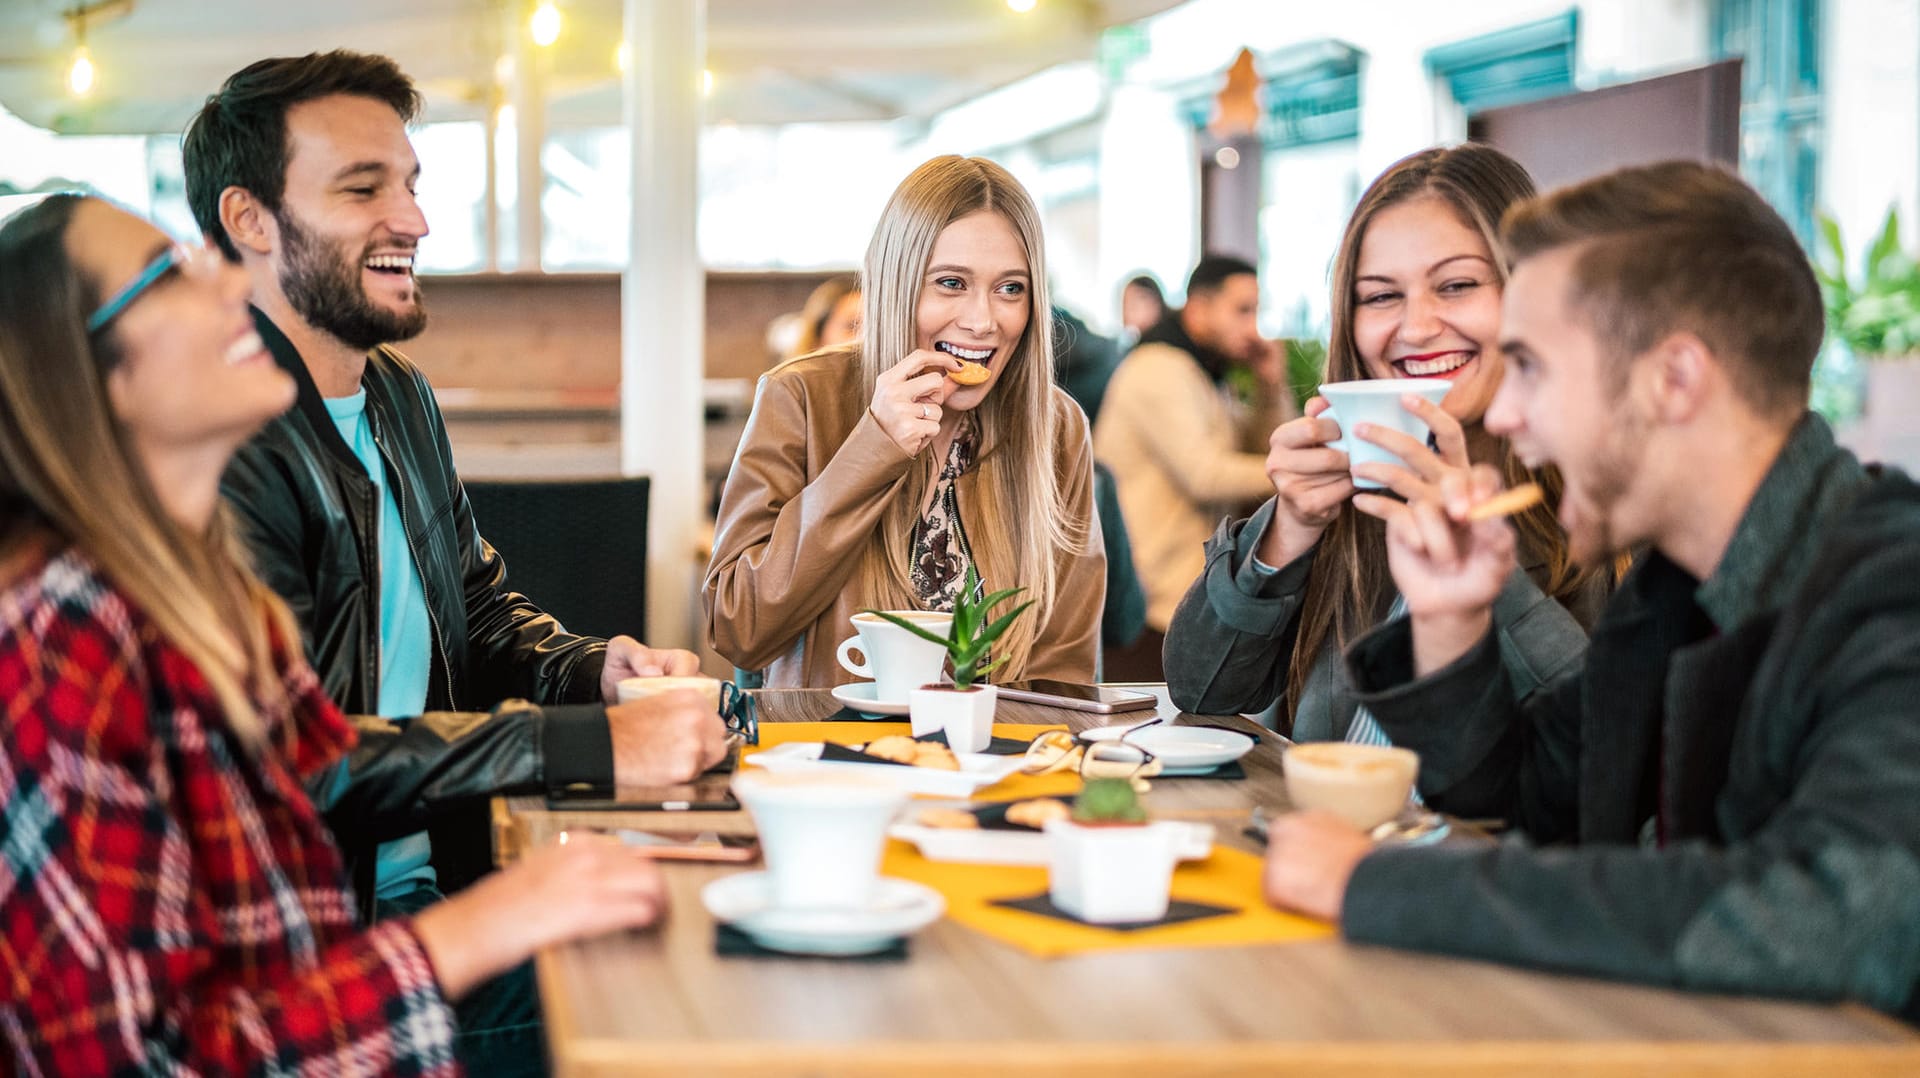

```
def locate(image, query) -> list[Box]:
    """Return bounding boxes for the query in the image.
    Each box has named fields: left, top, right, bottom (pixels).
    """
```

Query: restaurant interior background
left=3, top=0, right=1917, bottom=664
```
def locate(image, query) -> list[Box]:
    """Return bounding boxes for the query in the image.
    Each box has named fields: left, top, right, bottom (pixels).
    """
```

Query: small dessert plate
left=745, top=742, right=1025, bottom=797
left=701, top=872, right=944, bottom=956
left=830, top=682, right=911, bottom=717
left=1080, top=725, right=1254, bottom=773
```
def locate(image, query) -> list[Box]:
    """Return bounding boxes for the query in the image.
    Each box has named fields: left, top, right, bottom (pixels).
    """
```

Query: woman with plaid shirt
left=0, top=195, right=672, bottom=1075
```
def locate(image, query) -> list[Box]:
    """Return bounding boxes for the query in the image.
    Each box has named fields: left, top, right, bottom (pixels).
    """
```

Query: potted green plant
left=865, top=565, right=1031, bottom=752
left=1044, top=779, right=1183, bottom=923
left=1816, top=208, right=1920, bottom=444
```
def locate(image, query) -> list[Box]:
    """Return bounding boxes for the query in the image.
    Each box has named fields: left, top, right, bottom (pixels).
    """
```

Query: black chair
left=463, top=475, right=650, bottom=641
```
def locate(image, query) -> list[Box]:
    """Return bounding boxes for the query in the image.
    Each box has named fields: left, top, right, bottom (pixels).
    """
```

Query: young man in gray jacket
left=1264, top=160, right=1920, bottom=1018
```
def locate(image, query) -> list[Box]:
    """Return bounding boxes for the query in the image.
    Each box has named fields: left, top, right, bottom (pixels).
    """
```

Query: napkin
left=714, top=923, right=909, bottom=961
left=988, top=893, right=1239, bottom=932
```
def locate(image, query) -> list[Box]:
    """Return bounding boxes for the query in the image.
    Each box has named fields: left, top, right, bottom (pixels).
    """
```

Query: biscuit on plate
left=916, top=807, right=980, bottom=830
left=859, top=735, right=920, bottom=764
left=1005, top=799, right=1071, bottom=829
left=911, top=744, right=961, bottom=770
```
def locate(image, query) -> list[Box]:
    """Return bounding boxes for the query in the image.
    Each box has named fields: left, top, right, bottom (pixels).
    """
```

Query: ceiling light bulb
left=530, top=2, right=562, bottom=47
left=615, top=42, right=629, bottom=73
left=1007, top=0, right=1037, bottom=12
left=68, top=45, right=94, bottom=96
left=702, top=69, right=714, bottom=96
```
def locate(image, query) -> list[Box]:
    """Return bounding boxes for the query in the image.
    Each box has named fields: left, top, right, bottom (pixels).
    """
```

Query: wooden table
left=495, top=688, right=1920, bottom=1077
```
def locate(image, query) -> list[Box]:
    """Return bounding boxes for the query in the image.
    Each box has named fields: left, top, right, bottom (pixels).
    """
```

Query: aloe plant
left=1816, top=207, right=1920, bottom=359
left=864, top=565, right=1032, bottom=690
left=1072, top=777, right=1148, bottom=824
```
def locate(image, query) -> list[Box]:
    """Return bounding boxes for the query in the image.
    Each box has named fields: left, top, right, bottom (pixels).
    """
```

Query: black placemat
left=822, top=706, right=895, bottom=722
left=989, top=892, right=1239, bottom=932
left=914, top=730, right=1033, bottom=756
left=817, top=741, right=906, bottom=765
left=714, top=923, right=908, bottom=960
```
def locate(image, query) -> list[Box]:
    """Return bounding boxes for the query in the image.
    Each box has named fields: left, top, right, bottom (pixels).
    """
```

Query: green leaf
left=974, top=600, right=1037, bottom=648
left=1868, top=206, right=1904, bottom=281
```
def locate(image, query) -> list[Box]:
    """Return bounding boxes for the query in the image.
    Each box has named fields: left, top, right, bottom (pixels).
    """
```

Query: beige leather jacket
left=704, top=350, right=1105, bottom=688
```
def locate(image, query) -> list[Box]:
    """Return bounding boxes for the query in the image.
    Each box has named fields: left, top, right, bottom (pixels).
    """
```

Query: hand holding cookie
left=869, top=349, right=961, bottom=455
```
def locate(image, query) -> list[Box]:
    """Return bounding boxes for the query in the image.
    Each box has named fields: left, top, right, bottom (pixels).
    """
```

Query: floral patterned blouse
left=910, top=420, right=979, bottom=611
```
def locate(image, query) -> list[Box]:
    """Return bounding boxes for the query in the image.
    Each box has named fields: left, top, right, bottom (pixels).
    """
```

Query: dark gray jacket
left=1164, top=497, right=1596, bottom=739
left=1343, top=416, right=1920, bottom=1015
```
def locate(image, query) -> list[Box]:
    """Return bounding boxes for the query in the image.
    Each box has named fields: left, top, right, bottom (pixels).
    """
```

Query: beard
left=1563, top=404, right=1648, bottom=568
left=277, top=208, right=427, bottom=351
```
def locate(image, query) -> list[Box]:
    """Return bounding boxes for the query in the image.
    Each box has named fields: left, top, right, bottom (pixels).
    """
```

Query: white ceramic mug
left=732, top=771, right=908, bottom=909
left=836, top=611, right=953, bottom=701
left=1317, top=379, right=1454, bottom=490
left=1281, top=742, right=1420, bottom=831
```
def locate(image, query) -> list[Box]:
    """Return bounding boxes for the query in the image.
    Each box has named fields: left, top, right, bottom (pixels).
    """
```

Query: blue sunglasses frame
left=86, top=246, right=183, bottom=335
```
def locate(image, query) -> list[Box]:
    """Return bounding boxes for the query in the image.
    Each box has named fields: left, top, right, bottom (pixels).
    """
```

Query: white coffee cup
left=732, top=771, right=908, bottom=909
left=1281, top=742, right=1420, bottom=831
left=1317, top=379, right=1454, bottom=490
left=837, top=611, right=953, bottom=701
left=616, top=675, right=723, bottom=712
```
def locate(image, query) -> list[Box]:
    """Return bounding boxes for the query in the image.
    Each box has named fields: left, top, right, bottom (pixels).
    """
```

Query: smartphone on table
left=994, top=679, right=1159, bottom=714
left=545, top=747, right=740, bottom=811
left=609, top=830, right=759, bottom=862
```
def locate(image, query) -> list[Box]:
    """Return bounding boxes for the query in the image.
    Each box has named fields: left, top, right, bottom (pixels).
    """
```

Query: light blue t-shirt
left=325, top=389, right=437, bottom=898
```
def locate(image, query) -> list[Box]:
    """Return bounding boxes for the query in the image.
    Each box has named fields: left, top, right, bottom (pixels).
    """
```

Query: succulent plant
left=864, top=565, right=1032, bottom=690
left=1071, top=777, right=1148, bottom=824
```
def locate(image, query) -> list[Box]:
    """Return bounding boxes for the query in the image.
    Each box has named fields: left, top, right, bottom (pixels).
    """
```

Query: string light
left=1007, top=0, right=1037, bottom=12
left=615, top=42, right=629, bottom=73
left=68, top=44, right=95, bottom=96
left=529, top=1, right=561, bottom=47
left=702, top=69, right=714, bottom=96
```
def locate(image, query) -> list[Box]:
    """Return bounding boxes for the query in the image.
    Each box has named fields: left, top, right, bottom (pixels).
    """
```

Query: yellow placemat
left=881, top=840, right=1334, bottom=958
left=744, top=722, right=1083, bottom=800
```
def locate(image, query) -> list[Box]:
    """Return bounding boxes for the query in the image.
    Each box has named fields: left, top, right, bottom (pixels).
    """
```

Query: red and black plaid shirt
left=0, top=545, right=460, bottom=1076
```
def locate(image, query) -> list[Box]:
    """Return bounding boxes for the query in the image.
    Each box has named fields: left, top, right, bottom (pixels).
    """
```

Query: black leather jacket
left=222, top=309, right=615, bottom=899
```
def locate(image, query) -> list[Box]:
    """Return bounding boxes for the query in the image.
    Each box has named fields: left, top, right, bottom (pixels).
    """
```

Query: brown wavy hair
left=1286, top=144, right=1596, bottom=728
left=0, top=195, right=298, bottom=747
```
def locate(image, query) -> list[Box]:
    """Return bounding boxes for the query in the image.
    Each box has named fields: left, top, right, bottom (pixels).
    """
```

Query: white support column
left=621, top=0, right=705, bottom=649
left=510, top=8, right=546, bottom=271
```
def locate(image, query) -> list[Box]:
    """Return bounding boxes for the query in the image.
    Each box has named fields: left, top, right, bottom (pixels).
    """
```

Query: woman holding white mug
left=1165, top=144, right=1609, bottom=745
left=704, top=156, right=1104, bottom=688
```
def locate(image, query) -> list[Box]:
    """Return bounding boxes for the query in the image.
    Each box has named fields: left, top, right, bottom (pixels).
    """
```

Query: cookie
left=911, top=744, right=961, bottom=770
left=1005, top=799, right=1071, bottom=829
left=948, top=361, right=991, bottom=385
left=916, top=807, right=980, bottom=830
left=860, top=735, right=920, bottom=764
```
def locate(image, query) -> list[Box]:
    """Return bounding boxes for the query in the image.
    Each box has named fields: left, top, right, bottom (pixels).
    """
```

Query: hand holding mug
left=1346, top=393, right=1473, bottom=523
left=1258, top=397, right=1355, bottom=567
left=870, top=349, right=962, bottom=455
left=606, top=688, right=731, bottom=786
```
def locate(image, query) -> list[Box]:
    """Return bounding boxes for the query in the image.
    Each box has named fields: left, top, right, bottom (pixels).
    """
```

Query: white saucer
left=830, top=682, right=911, bottom=717
left=701, top=872, right=944, bottom=955
left=1080, top=724, right=1254, bottom=773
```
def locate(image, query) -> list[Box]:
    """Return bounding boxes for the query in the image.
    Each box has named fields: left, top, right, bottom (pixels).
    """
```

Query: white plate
left=1080, top=724, right=1255, bottom=772
left=701, top=872, right=944, bottom=955
left=830, top=682, right=911, bottom=717
left=745, top=742, right=1025, bottom=797
left=889, top=818, right=1214, bottom=866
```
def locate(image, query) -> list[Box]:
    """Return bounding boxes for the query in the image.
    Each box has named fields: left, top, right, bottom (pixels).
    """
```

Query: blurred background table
left=494, top=688, right=1920, bottom=1077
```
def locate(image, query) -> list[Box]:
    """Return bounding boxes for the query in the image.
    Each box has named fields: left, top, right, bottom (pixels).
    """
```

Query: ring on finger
left=920, top=404, right=931, bottom=420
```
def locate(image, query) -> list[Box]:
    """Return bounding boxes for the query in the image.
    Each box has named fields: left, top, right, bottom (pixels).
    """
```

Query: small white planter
left=908, top=684, right=997, bottom=751
left=1043, top=820, right=1183, bottom=923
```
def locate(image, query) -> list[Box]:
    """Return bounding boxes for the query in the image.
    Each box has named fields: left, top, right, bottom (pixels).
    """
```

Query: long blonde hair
left=853, top=156, right=1089, bottom=679
left=1288, top=145, right=1596, bottom=727
left=0, top=195, right=297, bottom=747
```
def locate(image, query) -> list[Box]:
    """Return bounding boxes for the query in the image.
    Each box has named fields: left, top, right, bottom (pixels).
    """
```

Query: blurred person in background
left=1049, top=302, right=1144, bottom=656
left=0, top=193, right=672, bottom=1075
left=788, top=273, right=864, bottom=359
left=1095, top=255, right=1290, bottom=680
left=706, top=155, right=1104, bottom=689
left=1118, top=271, right=1166, bottom=351
left=1165, top=144, right=1603, bottom=738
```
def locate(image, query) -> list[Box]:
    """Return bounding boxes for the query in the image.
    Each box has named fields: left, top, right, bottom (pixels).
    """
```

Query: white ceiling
left=0, top=0, right=1182, bottom=134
